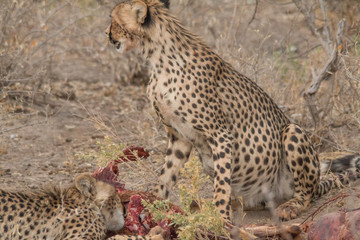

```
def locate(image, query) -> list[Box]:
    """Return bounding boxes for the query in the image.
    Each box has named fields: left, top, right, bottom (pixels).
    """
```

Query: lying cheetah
left=0, top=174, right=164, bottom=240
left=106, top=0, right=359, bottom=222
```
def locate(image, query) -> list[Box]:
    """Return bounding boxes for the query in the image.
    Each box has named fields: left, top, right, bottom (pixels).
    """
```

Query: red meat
left=115, top=146, right=150, bottom=163
left=92, top=161, right=125, bottom=193
left=92, top=145, right=180, bottom=238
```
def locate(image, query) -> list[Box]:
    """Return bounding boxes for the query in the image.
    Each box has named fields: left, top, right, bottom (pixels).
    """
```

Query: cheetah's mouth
left=115, top=42, right=122, bottom=51
left=109, top=36, right=121, bottom=50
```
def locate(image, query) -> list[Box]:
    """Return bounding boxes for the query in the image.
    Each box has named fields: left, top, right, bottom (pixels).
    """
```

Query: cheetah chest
left=147, top=74, right=199, bottom=140
left=147, top=70, right=215, bottom=171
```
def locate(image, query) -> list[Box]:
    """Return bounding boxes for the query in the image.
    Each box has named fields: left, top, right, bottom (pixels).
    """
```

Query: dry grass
left=1, top=0, right=359, bottom=149
left=0, top=0, right=146, bottom=109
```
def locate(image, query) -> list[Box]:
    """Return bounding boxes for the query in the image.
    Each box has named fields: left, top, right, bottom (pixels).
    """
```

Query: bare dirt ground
left=1, top=0, right=359, bottom=228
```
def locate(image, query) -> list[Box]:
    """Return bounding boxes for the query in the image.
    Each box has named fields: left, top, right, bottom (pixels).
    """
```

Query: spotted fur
left=106, top=0, right=360, bottom=222
left=0, top=174, right=164, bottom=240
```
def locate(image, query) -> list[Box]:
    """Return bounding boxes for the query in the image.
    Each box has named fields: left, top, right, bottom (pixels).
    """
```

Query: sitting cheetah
left=106, top=0, right=359, bottom=222
left=0, top=174, right=164, bottom=240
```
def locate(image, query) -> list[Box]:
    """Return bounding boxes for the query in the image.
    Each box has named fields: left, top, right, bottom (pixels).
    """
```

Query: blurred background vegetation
left=0, top=0, right=359, bottom=188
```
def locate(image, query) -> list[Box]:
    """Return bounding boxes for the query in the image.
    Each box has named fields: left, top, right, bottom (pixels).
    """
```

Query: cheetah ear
left=132, top=0, right=148, bottom=25
left=75, top=174, right=96, bottom=198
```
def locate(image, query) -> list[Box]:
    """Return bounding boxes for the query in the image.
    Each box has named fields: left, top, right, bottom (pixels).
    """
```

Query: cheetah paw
left=147, top=226, right=168, bottom=240
left=276, top=205, right=299, bottom=221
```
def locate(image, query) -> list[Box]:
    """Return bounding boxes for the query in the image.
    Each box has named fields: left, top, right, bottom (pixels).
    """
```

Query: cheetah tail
left=320, top=154, right=360, bottom=174
left=314, top=155, right=360, bottom=198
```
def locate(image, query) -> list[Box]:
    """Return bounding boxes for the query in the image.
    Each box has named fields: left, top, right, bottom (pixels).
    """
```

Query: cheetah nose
left=110, top=37, right=117, bottom=45
left=109, top=34, right=120, bottom=48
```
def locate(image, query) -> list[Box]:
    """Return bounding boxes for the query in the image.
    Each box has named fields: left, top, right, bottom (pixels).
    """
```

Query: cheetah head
left=75, top=174, right=125, bottom=232
left=106, top=0, right=169, bottom=53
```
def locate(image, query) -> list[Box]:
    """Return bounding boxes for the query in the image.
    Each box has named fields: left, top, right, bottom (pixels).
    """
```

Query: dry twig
left=247, top=0, right=258, bottom=26
left=301, top=192, right=360, bottom=224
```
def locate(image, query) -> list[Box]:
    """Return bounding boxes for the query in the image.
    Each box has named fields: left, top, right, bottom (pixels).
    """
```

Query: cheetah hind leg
left=276, top=124, right=320, bottom=221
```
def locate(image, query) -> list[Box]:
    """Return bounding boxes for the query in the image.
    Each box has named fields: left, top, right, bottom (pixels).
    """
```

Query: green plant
left=76, top=136, right=124, bottom=167
left=144, top=156, right=230, bottom=240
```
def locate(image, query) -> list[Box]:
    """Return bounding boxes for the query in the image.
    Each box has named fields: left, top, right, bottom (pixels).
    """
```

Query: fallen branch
left=245, top=224, right=301, bottom=238
left=228, top=223, right=302, bottom=240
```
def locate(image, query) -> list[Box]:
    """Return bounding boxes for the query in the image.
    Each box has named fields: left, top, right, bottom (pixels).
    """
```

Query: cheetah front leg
left=276, top=124, right=320, bottom=220
left=153, top=126, right=192, bottom=199
left=206, top=128, right=233, bottom=223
